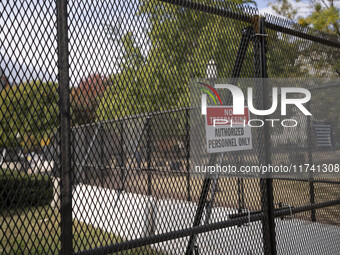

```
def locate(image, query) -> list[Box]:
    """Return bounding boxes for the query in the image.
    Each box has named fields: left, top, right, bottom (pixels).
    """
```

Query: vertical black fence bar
left=258, top=16, right=277, bottom=255
left=146, top=116, right=152, bottom=196
left=186, top=108, right=191, bottom=201
left=120, top=122, right=124, bottom=164
left=307, top=101, right=316, bottom=222
left=231, top=24, right=253, bottom=219
left=237, top=176, right=245, bottom=213
left=100, top=126, right=104, bottom=187
left=56, top=0, right=73, bottom=254
left=185, top=155, right=218, bottom=255
left=120, top=121, right=125, bottom=190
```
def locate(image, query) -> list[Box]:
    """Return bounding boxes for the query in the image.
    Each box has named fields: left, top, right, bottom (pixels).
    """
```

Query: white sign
left=205, top=106, right=252, bottom=153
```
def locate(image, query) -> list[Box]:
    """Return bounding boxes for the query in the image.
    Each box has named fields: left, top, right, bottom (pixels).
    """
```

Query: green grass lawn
left=0, top=206, right=162, bottom=254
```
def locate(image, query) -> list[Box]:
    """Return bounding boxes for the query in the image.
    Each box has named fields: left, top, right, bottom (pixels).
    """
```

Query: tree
left=270, top=0, right=339, bottom=35
left=96, top=0, right=338, bottom=142
left=298, top=1, right=339, bottom=36
left=269, top=0, right=340, bottom=76
left=98, top=0, right=258, bottom=122
left=269, top=0, right=340, bottom=147
left=0, top=80, right=58, bottom=150
left=71, top=74, right=107, bottom=125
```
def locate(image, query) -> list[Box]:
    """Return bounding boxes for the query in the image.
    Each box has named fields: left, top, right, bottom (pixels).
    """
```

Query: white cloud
left=259, top=6, right=281, bottom=17
left=1, top=0, right=58, bottom=84
left=1, top=0, right=148, bottom=87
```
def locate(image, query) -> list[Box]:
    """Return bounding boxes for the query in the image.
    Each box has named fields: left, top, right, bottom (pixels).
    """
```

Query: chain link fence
left=1, top=0, right=339, bottom=254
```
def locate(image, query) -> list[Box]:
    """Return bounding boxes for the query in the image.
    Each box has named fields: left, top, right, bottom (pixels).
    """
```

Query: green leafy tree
left=96, top=0, right=263, bottom=143
left=299, top=2, right=339, bottom=36
left=98, top=0, right=258, bottom=121
left=97, top=0, right=339, bottom=143
left=270, top=0, right=339, bottom=35
left=269, top=0, right=340, bottom=76
left=0, top=80, right=58, bottom=150
left=269, top=0, right=340, bottom=146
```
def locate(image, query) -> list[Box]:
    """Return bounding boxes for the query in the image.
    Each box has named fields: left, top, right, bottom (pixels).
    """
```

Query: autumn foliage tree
left=71, top=74, right=108, bottom=125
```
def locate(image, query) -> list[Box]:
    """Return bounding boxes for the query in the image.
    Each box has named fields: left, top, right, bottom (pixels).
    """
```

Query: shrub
left=0, top=169, right=53, bottom=211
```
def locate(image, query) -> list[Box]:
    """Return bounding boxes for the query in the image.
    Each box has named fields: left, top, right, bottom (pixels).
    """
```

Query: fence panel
left=264, top=14, right=340, bottom=255
left=0, top=0, right=61, bottom=254
left=0, top=0, right=339, bottom=254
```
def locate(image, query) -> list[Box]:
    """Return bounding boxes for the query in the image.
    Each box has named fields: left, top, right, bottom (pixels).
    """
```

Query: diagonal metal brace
left=185, top=24, right=255, bottom=255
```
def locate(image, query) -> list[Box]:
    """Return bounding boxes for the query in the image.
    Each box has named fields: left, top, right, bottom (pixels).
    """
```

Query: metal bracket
left=243, top=209, right=251, bottom=226
left=276, top=203, right=293, bottom=220
left=286, top=204, right=293, bottom=220
left=254, top=33, right=268, bottom=37
left=194, top=245, right=199, bottom=255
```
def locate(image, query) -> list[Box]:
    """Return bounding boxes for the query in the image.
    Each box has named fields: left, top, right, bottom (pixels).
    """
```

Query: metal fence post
left=56, top=0, right=73, bottom=254
left=307, top=101, right=316, bottom=222
left=186, top=108, right=191, bottom=201
left=100, top=126, right=104, bottom=187
left=120, top=121, right=125, bottom=188
left=255, top=16, right=277, bottom=255
left=146, top=116, right=152, bottom=196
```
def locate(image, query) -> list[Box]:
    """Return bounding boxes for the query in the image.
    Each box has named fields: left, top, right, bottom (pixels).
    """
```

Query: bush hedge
left=0, top=169, right=53, bottom=210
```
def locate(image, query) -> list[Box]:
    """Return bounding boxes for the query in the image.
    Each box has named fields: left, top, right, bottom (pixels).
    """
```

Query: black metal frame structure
left=1, top=0, right=340, bottom=255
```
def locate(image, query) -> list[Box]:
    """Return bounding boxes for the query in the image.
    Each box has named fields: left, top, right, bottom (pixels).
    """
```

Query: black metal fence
left=1, top=0, right=340, bottom=254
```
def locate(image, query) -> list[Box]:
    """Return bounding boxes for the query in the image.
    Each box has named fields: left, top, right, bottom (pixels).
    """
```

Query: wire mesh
left=0, top=0, right=339, bottom=254
left=0, top=0, right=61, bottom=254
left=264, top=13, right=340, bottom=255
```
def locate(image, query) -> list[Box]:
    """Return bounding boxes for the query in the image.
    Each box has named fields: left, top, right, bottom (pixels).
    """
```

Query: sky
left=258, top=0, right=339, bottom=17
left=1, top=0, right=338, bottom=87
left=258, top=0, right=310, bottom=17
left=1, top=0, right=143, bottom=86
left=1, top=0, right=58, bottom=84
left=257, top=0, right=269, bottom=10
